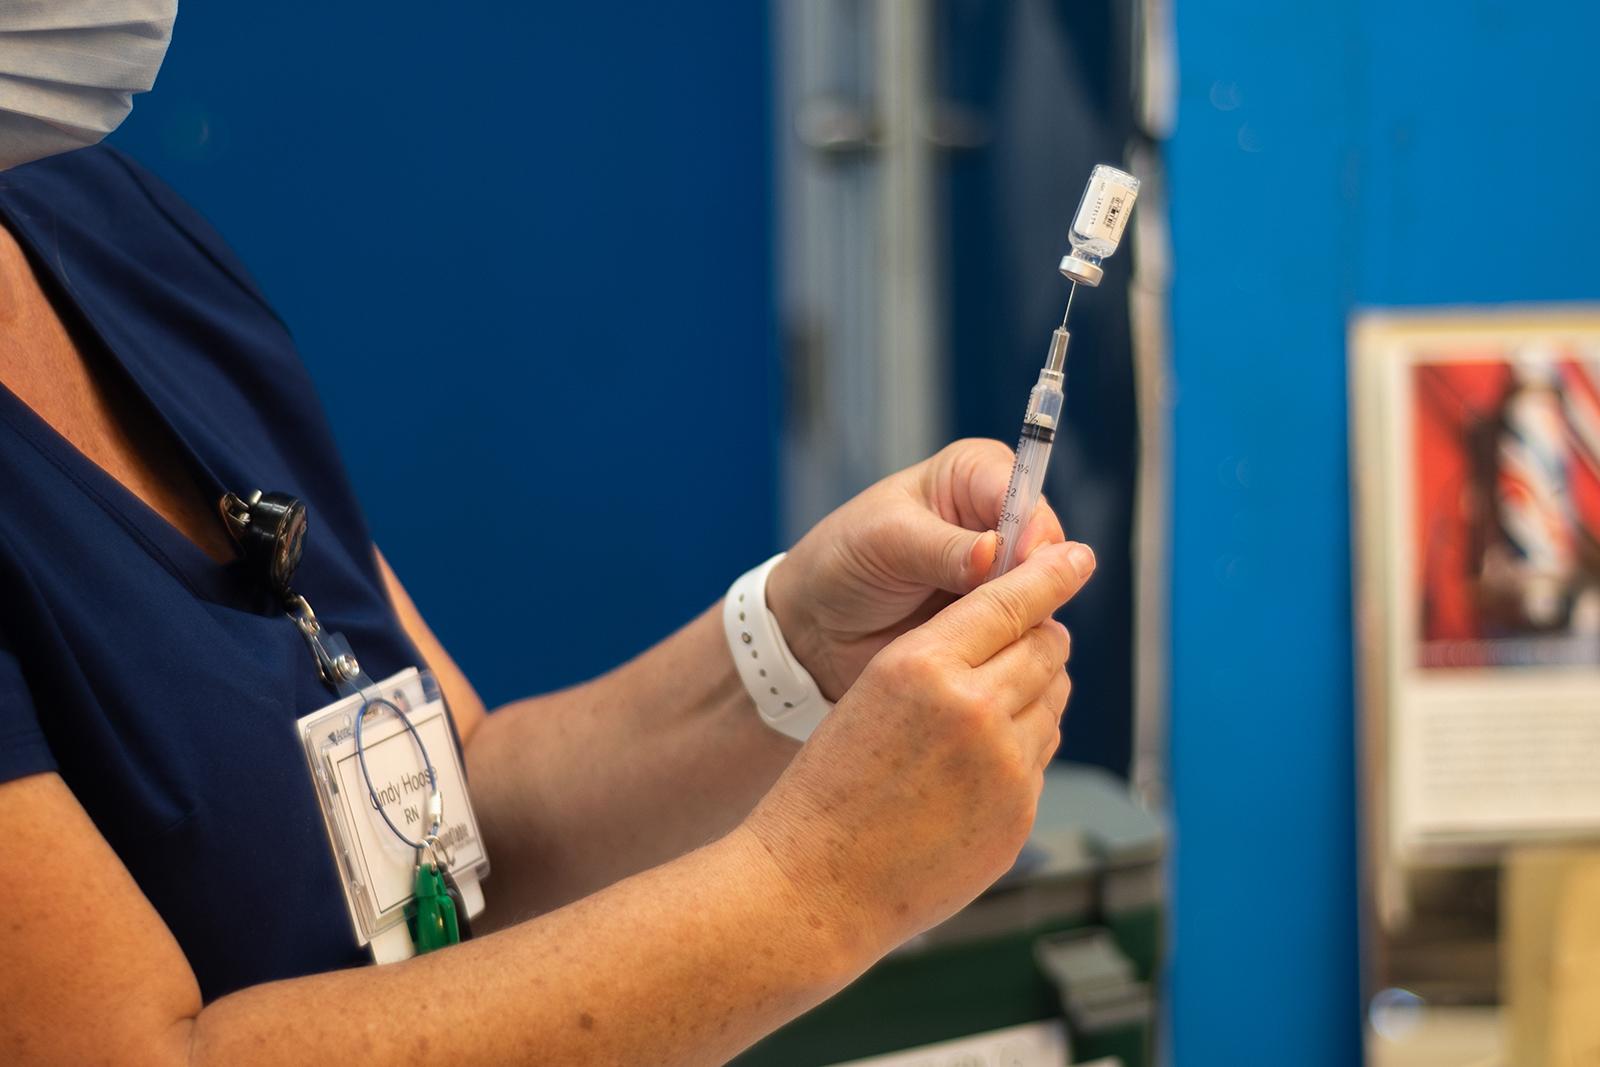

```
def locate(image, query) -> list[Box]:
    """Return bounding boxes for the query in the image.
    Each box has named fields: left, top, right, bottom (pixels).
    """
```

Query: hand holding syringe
left=989, top=164, right=1140, bottom=578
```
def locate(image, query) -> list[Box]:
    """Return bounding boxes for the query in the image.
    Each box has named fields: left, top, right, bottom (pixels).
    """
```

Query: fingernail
left=1066, top=542, right=1095, bottom=578
left=965, top=532, right=992, bottom=582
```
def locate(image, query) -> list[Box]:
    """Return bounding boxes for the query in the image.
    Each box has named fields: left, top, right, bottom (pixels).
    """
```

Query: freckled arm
left=0, top=767, right=876, bottom=1066
left=187, top=820, right=869, bottom=1066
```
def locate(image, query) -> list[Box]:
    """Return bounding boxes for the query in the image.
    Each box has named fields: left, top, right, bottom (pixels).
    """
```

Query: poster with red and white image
left=1353, top=310, right=1600, bottom=875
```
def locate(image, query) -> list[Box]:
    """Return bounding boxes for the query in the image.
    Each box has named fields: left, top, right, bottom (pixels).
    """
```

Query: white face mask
left=0, top=0, right=177, bottom=171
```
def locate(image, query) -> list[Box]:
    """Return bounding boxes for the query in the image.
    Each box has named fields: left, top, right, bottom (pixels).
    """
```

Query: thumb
left=889, top=508, right=997, bottom=594
left=929, top=541, right=1094, bottom=666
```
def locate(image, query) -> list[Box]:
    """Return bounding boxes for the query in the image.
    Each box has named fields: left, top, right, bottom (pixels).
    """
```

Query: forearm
left=466, top=602, right=799, bottom=919
left=187, top=826, right=867, bottom=1067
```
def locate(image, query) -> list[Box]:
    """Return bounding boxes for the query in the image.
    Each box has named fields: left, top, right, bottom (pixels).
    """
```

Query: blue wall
left=112, top=4, right=778, bottom=706
left=1168, top=2, right=1600, bottom=1061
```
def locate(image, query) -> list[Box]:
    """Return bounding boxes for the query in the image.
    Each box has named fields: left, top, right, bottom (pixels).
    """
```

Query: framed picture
left=1351, top=307, right=1600, bottom=932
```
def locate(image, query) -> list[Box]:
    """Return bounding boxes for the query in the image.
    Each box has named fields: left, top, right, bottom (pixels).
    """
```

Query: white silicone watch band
left=723, top=553, right=833, bottom=742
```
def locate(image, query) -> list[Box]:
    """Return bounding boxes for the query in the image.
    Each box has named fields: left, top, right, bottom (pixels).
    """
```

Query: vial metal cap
left=1058, top=254, right=1104, bottom=287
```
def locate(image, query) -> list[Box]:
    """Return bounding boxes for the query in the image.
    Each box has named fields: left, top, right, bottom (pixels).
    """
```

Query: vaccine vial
left=1058, top=163, right=1140, bottom=286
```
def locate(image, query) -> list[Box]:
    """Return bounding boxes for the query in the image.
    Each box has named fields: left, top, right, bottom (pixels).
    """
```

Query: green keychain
left=407, top=861, right=461, bottom=953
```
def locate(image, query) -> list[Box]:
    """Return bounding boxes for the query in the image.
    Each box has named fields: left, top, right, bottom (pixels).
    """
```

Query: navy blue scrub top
left=0, top=146, right=434, bottom=999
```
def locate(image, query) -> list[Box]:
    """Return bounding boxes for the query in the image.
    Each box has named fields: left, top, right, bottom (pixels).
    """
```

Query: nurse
left=0, top=4, right=1092, bottom=1064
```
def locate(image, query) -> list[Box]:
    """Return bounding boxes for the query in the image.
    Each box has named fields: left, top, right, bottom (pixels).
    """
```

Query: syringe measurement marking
left=995, top=453, right=1034, bottom=533
left=996, top=422, right=1056, bottom=554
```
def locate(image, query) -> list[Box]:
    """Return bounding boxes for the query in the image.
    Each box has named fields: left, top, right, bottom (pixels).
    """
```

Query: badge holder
left=295, top=660, right=490, bottom=963
left=221, top=489, right=490, bottom=964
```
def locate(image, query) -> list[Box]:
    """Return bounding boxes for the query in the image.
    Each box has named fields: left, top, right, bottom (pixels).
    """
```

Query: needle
left=1061, top=281, right=1077, bottom=328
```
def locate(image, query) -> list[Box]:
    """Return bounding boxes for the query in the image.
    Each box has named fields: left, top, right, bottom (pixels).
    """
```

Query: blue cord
left=353, top=695, right=440, bottom=852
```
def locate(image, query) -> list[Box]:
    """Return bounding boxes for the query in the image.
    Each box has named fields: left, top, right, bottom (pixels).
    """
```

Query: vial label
left=1073, top=174, right=1136, bottom=247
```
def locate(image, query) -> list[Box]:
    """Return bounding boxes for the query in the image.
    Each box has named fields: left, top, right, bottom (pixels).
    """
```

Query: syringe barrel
left=989, top=374, right=1065, bottom=578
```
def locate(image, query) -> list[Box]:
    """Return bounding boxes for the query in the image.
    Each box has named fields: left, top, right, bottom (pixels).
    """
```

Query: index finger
left=938, top=439, right=1064, bottom=555
left=927, top=541, right=1095, bottom=665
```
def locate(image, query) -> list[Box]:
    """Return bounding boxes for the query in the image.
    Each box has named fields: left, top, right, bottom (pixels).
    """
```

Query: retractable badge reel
left=220, top=490, right=490, bottom=964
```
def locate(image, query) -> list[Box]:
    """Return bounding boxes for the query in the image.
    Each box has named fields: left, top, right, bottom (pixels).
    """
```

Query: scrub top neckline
left=0, top=205, right=261, bottom=609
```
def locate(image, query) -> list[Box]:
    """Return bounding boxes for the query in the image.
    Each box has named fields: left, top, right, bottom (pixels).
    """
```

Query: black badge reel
left=219, top=490, right=306, bottom=597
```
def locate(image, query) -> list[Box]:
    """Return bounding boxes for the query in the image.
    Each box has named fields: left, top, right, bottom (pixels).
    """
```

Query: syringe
left=989, top=164, right=1140, bottom=578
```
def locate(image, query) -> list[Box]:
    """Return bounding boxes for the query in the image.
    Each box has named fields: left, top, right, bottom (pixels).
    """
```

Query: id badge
left=296, top=667, right=490, bottom=963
